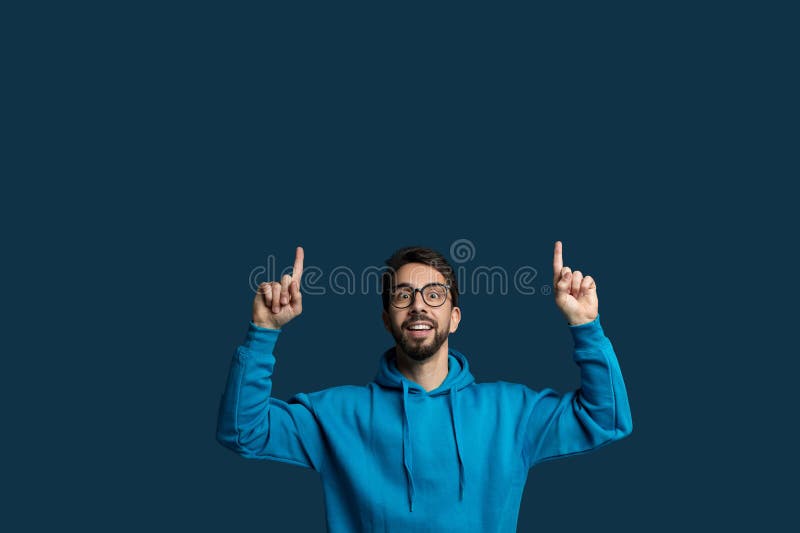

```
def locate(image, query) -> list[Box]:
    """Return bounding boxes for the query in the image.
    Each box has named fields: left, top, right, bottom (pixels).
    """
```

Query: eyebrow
left=393, top=282, right=444, bottom=289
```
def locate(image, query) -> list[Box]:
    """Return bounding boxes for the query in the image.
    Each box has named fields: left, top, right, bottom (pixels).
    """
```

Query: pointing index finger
left=553, top=241, right=563, bottom=283
left=292, top=246, right=304, bottom=284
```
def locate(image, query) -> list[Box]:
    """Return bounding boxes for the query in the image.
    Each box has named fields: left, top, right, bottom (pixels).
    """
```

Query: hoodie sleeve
left=522, top=314, right=632, bottom=469
left=215, top=322, right=326, bottom=472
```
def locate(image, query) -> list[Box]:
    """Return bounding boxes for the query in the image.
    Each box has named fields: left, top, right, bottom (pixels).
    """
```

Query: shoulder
left=468, top=380, right=544, bottom=403
left=471, top=380, right=529, bottom=393
left=303, top=384, right=370, bottom=407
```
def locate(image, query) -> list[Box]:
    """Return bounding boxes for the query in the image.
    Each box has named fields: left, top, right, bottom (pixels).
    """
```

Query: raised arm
left=216, top=247, right=327, bottom=472
left=522, top=242, right=632, bottom=468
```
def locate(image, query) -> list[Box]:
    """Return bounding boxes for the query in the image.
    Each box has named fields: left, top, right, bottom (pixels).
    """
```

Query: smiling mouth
left=405, top=322, right=434, bottom=337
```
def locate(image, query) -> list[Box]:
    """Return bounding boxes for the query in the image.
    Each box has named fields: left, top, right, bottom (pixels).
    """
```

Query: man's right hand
left=252, top=246, right=304, bottom=330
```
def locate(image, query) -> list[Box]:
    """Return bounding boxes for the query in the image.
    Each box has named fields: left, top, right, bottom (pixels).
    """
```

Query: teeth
left=408, top=324, right=432, bottom=330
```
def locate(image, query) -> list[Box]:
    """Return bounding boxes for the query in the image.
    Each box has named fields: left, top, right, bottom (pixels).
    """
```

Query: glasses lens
left=392, top=287, right=413, bottom=308
left=423, top=284, right=447, bottom=306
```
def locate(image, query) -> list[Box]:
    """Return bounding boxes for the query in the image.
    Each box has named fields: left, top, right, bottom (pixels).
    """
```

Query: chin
left=405, top=346, right=436, bottom=362
left=390, top=321, right=448, bottom=361
left=399, top=333, right=443, bottom=362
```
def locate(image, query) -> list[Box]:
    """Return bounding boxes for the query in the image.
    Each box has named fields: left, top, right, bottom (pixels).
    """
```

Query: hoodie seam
left=240, top=451, right=317, bottom=467
left=602, top=342, right=618, bottom=432
left=576, top=340, right=618, bottom=433
left=303, top=395, right=328, bottom=474
left=233, top=350, right=248, bottom=450
left=528, top=435, right=616, bottom=468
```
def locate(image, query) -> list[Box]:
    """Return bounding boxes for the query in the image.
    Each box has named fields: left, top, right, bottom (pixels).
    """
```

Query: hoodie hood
left=373, top=347, right=475, bottom=512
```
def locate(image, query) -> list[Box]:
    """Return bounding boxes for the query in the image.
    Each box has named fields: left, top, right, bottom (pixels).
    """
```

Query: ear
left=382, top=310, right=391, bottom=333
left=449, top=306, right=461, bottom=334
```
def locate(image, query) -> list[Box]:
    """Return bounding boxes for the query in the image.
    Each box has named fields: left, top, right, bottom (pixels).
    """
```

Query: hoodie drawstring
left=451, top=385, right=465, bottom=501
left=402, top=381, right=416, bottom=512
left=400, top=380, right=466, bottom=513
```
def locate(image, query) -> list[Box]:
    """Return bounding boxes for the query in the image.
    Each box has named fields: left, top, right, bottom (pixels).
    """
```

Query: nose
left=409, top=290, right=429, bottom=312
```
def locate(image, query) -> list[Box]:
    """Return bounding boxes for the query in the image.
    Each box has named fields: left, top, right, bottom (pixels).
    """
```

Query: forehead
left=394, top=263, right=446, bottom=286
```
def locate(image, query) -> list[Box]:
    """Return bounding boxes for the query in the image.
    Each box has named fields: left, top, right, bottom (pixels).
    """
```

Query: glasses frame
left=390, top=282, right=451, bottom=309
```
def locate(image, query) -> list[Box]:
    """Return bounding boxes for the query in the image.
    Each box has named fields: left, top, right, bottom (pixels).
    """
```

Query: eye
left=393, top=289, right=412, bottom=301
left=424, top=286, right=446, bottom=302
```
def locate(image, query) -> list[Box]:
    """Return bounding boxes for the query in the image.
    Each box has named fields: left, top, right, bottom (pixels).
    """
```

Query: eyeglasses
left=390, top=283, right=450, bottom=308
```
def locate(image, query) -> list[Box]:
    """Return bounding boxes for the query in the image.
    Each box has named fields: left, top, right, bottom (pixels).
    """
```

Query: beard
left=390, top=316, right=448, bottom=362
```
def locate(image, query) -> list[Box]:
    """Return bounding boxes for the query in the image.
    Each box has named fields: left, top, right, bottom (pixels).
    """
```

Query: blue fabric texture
left=216, top=314, right=632, bottom=532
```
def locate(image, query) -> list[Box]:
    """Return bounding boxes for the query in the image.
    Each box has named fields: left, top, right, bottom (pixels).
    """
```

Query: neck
left=395, top=340, right=450, bottom=392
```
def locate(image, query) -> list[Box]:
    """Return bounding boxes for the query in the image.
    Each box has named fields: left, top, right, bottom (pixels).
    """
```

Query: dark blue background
left=6, top=2, right=794, bottom=531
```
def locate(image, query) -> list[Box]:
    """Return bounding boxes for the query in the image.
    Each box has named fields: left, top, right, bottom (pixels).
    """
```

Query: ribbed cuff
left=242, top=321, right=281, bottom=353
left=568, top=314, right=605, bottom=350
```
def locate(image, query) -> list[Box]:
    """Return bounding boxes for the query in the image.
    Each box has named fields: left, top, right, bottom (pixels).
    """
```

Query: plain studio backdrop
left=2, top=2, right=794, bottom=531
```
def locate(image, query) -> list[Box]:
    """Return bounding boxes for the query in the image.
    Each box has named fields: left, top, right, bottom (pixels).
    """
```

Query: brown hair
left=381, top=246, right=459, bottom=311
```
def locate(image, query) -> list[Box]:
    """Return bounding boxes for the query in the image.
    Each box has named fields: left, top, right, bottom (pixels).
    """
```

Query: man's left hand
left=552, top=241, right=599, bottom=326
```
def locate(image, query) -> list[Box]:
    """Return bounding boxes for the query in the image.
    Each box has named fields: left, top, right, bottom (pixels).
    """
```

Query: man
left=216, top=242, right=632, bottom=532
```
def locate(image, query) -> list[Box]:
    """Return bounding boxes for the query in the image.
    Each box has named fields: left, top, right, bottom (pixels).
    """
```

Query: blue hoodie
left=216, top=314, right=632, bottom=532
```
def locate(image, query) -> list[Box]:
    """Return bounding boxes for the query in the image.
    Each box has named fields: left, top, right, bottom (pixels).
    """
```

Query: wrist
left=243, top=321, right=281, bottom=353
left=565, top=313, right=598, bottom=326
left=253, top=320, right=281, bottom=330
